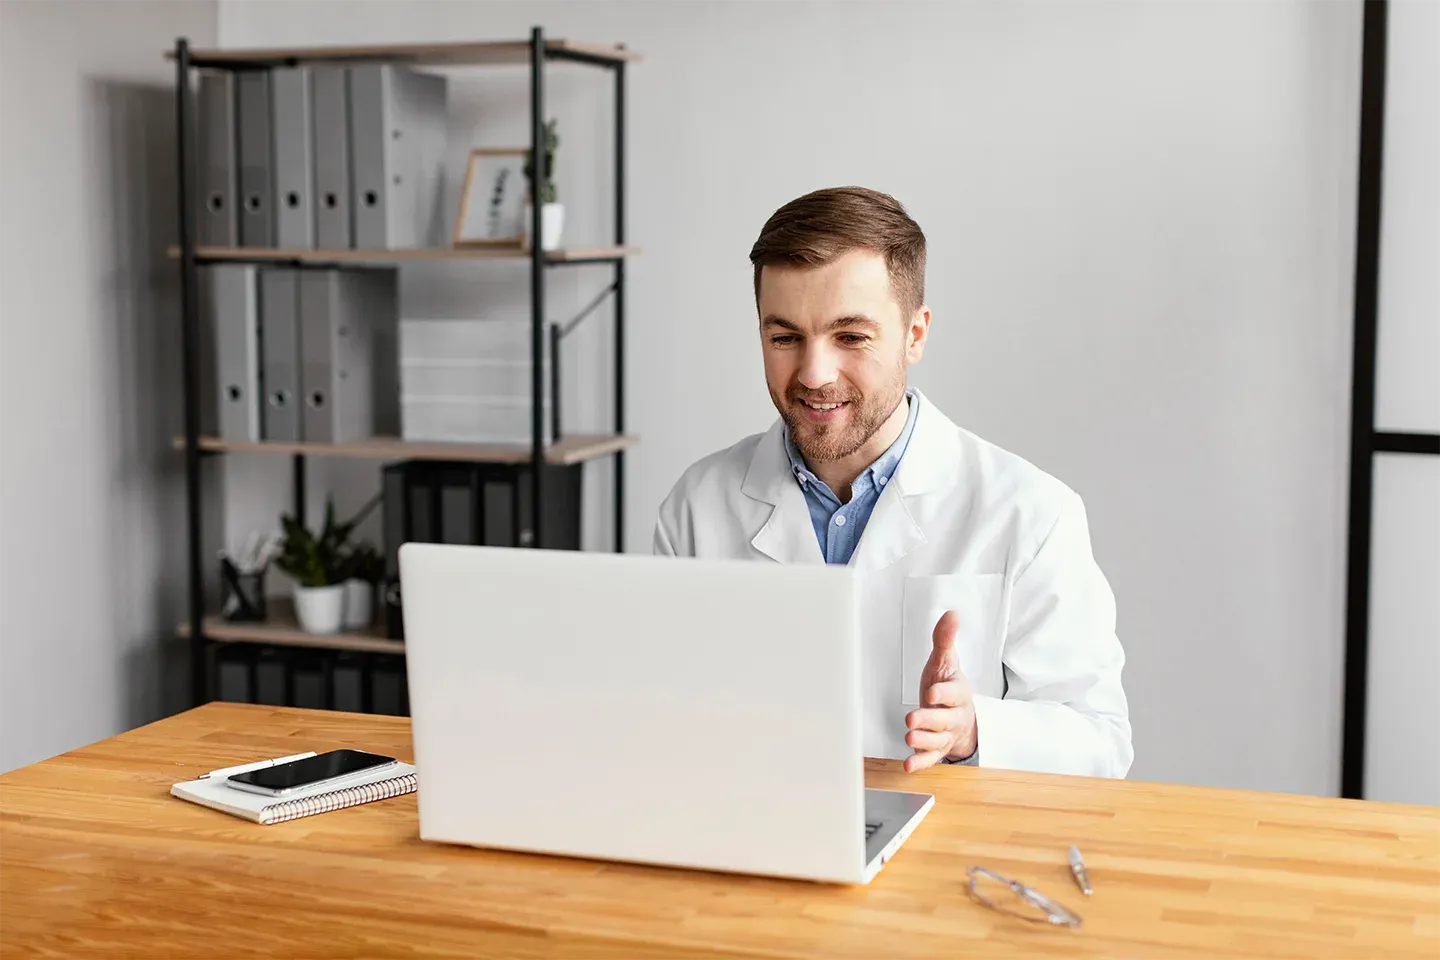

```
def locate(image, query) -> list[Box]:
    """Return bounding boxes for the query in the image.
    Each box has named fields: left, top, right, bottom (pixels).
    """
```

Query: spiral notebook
left=171, top=752, right=417, bottom=825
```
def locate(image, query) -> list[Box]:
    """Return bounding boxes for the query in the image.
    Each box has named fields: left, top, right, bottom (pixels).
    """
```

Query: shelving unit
left=165, top=38, right=643, bottom=68
left=171, top=433, right=637, bottom=465
left=178, top=601, right=405, bottom=656
left=165, top=244, right=641, bottom=265
left=170, top=28, right=635, bottom=708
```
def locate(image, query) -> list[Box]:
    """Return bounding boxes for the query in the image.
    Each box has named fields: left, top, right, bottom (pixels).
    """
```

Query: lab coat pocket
left=901, top=574, right=1004, bottom=706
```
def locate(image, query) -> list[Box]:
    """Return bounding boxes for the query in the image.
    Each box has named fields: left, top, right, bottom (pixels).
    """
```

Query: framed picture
left=453, top=148, right=527, bottom=247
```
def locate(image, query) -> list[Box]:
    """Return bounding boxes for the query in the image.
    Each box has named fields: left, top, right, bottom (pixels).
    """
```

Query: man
left=654, top=187, right=1132, bottom=778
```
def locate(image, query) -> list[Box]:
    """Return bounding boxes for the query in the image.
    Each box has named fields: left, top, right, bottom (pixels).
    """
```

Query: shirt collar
left=783, top=388, right=920, bottom=490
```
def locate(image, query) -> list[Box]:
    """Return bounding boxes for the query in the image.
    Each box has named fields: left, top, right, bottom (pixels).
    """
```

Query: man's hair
left=749, top=186, right=927, bottom=318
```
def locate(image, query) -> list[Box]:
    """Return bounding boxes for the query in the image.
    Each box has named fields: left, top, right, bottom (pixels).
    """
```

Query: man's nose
left=797, top=343, right=839, bottom=390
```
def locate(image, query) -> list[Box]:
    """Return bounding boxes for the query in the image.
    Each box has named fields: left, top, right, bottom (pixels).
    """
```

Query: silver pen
left=1068, top=845, right=1092, bottom=895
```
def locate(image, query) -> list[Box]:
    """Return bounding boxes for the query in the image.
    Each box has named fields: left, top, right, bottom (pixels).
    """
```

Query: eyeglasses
left=966, top=866, right=1084, bottom=928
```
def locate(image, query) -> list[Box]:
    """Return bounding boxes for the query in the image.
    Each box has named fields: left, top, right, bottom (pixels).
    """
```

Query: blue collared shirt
left=782, top=390, right=920, bottom=565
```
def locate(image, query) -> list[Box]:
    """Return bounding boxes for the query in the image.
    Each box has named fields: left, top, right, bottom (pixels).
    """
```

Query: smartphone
left=225, top=749, right=397, bottom=797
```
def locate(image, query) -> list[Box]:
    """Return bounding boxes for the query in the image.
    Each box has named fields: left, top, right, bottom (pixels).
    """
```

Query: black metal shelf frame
left=172, top=27, right=628, bottom=707
left=1340, top=0, right=1379, bottom=800
left=1340, top=0, right=1439, bottom=799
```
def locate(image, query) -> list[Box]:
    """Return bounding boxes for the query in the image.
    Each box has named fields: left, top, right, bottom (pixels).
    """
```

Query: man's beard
left=772, top=365, right=907, bottom=465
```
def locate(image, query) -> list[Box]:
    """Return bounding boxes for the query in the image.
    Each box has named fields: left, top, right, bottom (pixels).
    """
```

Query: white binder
left=349, top=64, right=449, bottom=249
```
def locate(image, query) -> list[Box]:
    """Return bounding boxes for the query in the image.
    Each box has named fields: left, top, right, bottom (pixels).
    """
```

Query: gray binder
left=349, top=64, right=448, bottom=249
left=237, top=70, right=275, bottom=247
left=299, top=269, right=372, bottom=443
left=311, top=65, right=352, bottom=249
left=197, top=73, right=238, bottom=246
left=207, top=265, right=262, bottom=441
left=259, top=268, right=301, bottom=440
left=271, top=67, right=315, bottom=249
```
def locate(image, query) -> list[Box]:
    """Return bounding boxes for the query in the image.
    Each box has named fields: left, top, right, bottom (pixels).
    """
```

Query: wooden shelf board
left=169, top=39, right=641, bottom=68
left=178, top=601, right=404, bottom=655
left=173, top=433, right=637, bottom=466
left=166, top=244, right=639, bottom=265
left=546, top=245, right=643, bottom=263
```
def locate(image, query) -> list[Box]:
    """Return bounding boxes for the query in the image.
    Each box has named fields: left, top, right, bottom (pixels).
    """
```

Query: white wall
left=0, top=0, right=219, bottom=772
left=218, top=0, right=1362, bottom=794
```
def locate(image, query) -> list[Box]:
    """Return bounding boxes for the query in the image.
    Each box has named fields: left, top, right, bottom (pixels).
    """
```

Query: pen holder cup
left=220, top=567, right=268, bottom=623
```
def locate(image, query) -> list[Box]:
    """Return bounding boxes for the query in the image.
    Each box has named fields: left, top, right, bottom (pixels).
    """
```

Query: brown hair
left=749, top=186, right=927, bottom=318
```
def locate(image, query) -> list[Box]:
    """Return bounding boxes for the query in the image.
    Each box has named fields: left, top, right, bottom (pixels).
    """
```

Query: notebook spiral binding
left=260, top=772, right=418, bottom=825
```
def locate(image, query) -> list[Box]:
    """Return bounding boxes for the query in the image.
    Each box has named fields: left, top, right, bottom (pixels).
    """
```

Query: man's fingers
left=905, top=707, right=954, bottom=733
left=931, top=610, right=960, bottom=656
left=923, top=681, right=966, bottom=708
left=906, top=728, right=950, bottom=752
left=910, top=615, right=970, bottom=769
left=904, top=749, right=944, bottom=774
left=920, top=610, right=961, bottom=693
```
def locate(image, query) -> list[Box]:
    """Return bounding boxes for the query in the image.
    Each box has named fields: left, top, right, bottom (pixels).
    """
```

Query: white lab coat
left=653, top=391, right=1133, bottom=778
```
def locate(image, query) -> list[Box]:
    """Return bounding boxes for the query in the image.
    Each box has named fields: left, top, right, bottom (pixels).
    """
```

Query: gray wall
left=0, top=0, right=218, bottom=772
left=217, top=0, right=1364, bottom=795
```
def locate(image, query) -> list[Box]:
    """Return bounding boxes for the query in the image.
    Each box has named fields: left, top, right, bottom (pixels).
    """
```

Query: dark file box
left=380, top=460, right=584, bottom=639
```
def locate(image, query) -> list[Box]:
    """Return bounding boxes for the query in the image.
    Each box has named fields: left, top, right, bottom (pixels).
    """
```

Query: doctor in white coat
left=654, top=187, right=1132, bottom=778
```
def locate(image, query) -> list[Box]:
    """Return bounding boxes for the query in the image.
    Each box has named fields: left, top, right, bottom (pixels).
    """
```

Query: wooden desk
left=1, top=704, right=1436, bottom=959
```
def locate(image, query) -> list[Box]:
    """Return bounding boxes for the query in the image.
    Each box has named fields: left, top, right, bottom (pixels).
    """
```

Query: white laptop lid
left=400, top=543, right=868, bottom=882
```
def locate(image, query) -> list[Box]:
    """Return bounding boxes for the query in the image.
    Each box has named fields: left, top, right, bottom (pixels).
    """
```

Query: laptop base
left=862, top=788, right=934, bottom=881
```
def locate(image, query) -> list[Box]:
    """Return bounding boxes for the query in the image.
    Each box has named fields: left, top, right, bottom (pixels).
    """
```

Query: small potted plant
left=339, top=542, right=384, bottom=630
left=523, top=118, right=564, bottom=251
left=275, top=503, right=348, bottom=634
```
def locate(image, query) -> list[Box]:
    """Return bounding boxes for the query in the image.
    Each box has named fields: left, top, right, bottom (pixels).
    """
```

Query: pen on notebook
left=1068, top=845, right=1092, bottom=895
left=199, top=752, right=314, bottom=780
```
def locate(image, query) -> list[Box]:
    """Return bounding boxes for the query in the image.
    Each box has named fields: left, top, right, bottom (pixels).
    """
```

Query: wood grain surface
left=2, top=704, right=1436, bottom=959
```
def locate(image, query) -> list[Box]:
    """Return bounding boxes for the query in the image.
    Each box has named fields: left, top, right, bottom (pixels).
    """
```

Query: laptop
left=399, top=543, right=933, bottom=884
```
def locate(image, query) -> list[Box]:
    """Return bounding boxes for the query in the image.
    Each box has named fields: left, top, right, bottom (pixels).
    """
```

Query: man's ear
left=905, top=306, right=932, bottom=365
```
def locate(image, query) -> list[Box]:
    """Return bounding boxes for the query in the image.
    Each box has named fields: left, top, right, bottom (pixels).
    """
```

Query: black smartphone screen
left=227, top=749, right=395, bottom=791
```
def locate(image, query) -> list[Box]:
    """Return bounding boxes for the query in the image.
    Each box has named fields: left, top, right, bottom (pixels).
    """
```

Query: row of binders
left=198, top=65, right=448, bottom=250
left=206, top=265, right=399, bottom=443
left=378, top=460, right=586, bottom=638
left=216, top=647, right=408, bottom=715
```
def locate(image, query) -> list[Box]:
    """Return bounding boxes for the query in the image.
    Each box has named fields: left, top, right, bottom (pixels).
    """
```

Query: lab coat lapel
left=849, top=391, right=961, bottom=571
left=849, top=484, right=926, bottom=571
left=742, top=420, right=824, bottom=565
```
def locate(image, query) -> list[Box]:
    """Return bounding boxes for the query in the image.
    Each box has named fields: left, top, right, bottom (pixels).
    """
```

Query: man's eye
left=770, top=335, right=799, bottom=345
left=839, top=334, right=868, bottom=345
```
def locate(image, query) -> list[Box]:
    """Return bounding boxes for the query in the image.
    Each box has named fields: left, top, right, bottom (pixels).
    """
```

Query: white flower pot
left=342, top=578, right=374, bottom=630
left=294, top=583, right=345, bottom=635
left=522, top=202, right=565, bottom=252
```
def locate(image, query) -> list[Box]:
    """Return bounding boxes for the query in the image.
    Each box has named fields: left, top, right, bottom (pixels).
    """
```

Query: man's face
left=758, top=249, right=928, bottom=464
